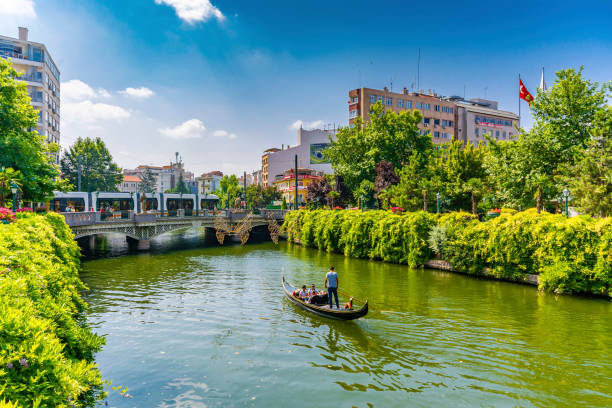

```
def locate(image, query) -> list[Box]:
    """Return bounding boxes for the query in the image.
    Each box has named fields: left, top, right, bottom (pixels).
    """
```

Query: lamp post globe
left=10, top=183, right=18, bottom=211
left=562, top=188, right=570, bottom=217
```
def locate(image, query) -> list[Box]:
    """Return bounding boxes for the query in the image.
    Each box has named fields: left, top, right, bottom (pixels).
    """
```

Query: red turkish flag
left=519, top=79, right=534, bottom=105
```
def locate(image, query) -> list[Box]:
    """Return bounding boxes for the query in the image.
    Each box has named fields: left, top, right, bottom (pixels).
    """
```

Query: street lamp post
left=562, top=188, right=570, bottom=217
left=10, top=183, right=18, bottom=211
left=180, top=192, right=183, bottom=217
left=360, top=195, right=365, bottom=211
left=436, top=192, right=441, bottom=214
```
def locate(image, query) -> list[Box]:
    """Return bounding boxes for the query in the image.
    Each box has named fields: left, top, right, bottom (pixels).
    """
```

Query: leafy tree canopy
left=0, top=59, right=66, bottom=201
left=60, top=137, right=122, bottom=192
left=217, top=174, right=242, bottom=208
left=166, top=172, right=190, bottom=194
left=325, top=102, right=432, bottom=190
left=245, top=184, right=280, bottom=209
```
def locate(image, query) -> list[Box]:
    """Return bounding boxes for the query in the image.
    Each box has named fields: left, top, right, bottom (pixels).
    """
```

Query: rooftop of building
left=123, top=175, right=141, bottom=183
left=199, top=170, right=223, bottom=178
left=453, top=99, right=519, bottom=119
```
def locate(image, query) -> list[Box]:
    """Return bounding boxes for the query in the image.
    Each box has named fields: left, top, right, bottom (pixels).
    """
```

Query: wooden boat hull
left=282, top=276, right=368, bottom=320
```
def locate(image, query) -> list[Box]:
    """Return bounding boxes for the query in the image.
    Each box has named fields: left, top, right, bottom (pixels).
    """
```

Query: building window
left=385, top=97, right=392, bottom=106
left=496, top=131, right=500, bottom=138
left=377, top=96, right=383, bottom=103
left=442, top=132, right=449, bottom=139
left=475, top=128, right=479, bottom=136
left=434, top=119, right=440, bottom=126
left=349, top=110, right=358, bottom=119
left=434, top=105, right=440, bottom=112
left=449, top=107, right=454, bottom=114
left=424, top=103, right=431, bottom=110
left=369, top=95, right=376, bottom=103
left=434, top=131, right=440, bottom=138
left=424, top=117, right=430, bottom=125
left=442, top=120, right=447, bottom=127
left=405, top=100, right=412, bottom=109
left=502, top=131, right=507, bottom=139
left=397, top=99, right=403, bottom=108
left=448, top=120, right=453, bottom=127
left=416, top=102, right=422, bottom=109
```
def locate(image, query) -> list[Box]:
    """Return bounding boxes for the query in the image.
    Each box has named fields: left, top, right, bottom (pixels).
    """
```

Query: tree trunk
left=423, top=190, right=428, bottom=212
left=471, top=192, right=477, bottom=215
left=536, top=186, right=543, bottom=214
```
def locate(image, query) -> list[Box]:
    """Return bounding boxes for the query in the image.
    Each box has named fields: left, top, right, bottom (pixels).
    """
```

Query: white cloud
left=119, top=87, right=155, bottom=99
left=62, top=100, right=130, bottom=128
left=154, top=0, right=224, bottom=24
left=159, top=119, right=206, bottom=139
left=212, top=129, right=237, bottom=139
left=0, top=0, right=36, bottom=17
left=61, top=79, right=110, bottom=102
left=289, top=120, right=324, bottom=130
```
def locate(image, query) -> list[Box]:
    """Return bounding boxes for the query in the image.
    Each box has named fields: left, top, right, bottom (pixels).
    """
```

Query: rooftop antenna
left=417, top=48, right=421, bottom=91
left=484, top=86, right=488, bottom=98
left=390, top=78, right=393, bottom=93
left=463, top=85, right=466, bottom=99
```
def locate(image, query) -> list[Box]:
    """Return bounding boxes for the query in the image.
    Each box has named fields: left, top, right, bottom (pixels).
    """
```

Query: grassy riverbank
left=0, top=213, right=105, bottom=407
left=283, top=209, right=611, bottom=297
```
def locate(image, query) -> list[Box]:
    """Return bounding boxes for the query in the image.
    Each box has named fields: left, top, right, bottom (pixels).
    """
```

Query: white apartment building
left=0, top=27, right=60, bottom=163
left=261, top=127, right=336, bottom=187
left=452, top=98, right=519, bottom=145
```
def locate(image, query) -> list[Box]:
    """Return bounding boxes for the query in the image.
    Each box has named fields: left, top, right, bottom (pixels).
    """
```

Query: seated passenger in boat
left=344, top=298, right=354, bottom=310
left=308, top=284, right=318, bottom=297
left=298, top=285, right=309, bottom=300
left=308, top=290, right=329, bottom=305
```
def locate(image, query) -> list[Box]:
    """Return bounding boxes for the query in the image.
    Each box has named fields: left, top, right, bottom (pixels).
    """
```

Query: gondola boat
left=282, top=275, right=368, bottom=320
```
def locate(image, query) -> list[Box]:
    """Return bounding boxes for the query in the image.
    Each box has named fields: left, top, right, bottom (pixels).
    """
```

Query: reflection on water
left=81, top=241, right=612, bottom=407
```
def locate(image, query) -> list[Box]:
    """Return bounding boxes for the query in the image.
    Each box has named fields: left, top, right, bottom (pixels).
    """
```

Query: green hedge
left=283, top=209, right=611, bottom=297
left=0, top=213, right=105, bottom=407
left=283, top=209, right=435, bottom=267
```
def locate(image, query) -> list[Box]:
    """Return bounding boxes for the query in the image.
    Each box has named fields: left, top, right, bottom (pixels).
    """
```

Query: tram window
left=51, top=198, right=85, bottom=212
left=201, top=199, right=218, bottom=210
left=98, top=199, right=133, bottom=211
left=167, top=199, right=193, bottom=210
left=143, top=198, right=158, bottom=211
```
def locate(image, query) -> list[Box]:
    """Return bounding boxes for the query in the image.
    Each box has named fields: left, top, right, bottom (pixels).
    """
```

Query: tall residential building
left=450, top=97, right=519, bottom=145
left=0, top=27, right=60, bottom=163
left=261, top=127, right=336, bottom=187
left=348, top=87, right=456, bottom=144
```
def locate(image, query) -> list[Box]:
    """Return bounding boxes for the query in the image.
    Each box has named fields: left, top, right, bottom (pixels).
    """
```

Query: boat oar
left=336, top=289, right=376, bottom=312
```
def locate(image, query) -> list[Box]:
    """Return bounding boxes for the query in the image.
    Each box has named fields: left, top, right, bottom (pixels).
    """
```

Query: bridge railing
left=61, top=211, right=99, bottom=226
left=260, top=209, right=289, bottom=219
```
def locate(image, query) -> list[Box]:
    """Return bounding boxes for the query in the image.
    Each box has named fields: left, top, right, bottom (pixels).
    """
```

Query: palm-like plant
left=0, top=167, right=22, bottom=207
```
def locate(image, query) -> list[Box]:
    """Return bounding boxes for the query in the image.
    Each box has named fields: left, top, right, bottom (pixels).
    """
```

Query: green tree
left=0, top=59, right=65, bottom=201
left=245, top=185, right=281, bottom=209
left=486, top=68, right=610, bottom=212
left=217, top=175, right=241, bottom=208
left=387, top=152, right=431, bottom=211
left=0, top=167, right=21, bottom=207
left=326, top=102, right=433, bottom=190
left=559, top=137, right=612, bottom=217
left=166, top=172, right=190, bottom=194
left=531, top=66, right=608, bottom=159
left=60, top=137, right=123, bottom=192
left=138, top=168, right=156, bottom=193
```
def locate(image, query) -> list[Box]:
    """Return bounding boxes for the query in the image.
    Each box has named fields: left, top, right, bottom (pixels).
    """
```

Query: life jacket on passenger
left=344, top=298, right=353, bottom=310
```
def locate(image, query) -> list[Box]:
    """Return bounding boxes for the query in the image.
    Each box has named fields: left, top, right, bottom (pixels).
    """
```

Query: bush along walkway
left=283, top=209, right=611, bottom=298
left=0, top=212, right=105, bottom=407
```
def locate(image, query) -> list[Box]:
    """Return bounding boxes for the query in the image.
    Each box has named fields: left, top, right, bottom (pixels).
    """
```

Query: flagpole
left=518, top=73, right=521, bottom=128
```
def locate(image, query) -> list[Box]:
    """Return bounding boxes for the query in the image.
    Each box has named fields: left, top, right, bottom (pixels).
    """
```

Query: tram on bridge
left=51, top=192, right=219, bottom=215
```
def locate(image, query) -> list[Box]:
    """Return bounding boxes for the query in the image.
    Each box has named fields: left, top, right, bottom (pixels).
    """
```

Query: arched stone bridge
left=63, top=210, right=287, bottom=249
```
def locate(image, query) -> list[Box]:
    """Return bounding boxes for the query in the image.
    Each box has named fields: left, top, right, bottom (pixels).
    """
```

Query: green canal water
left=81, top=241, right=612, bottom=407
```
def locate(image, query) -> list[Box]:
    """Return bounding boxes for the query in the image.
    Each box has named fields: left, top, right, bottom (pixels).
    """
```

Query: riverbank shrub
left=283, top=209, right=434, bottom=267
left=284, top=209, right=611, bottom=296
left=0, top=212, right=105, bottom=407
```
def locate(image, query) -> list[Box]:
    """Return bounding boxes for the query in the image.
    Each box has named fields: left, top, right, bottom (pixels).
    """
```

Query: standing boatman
left=325, top=266, right=339, bottom=309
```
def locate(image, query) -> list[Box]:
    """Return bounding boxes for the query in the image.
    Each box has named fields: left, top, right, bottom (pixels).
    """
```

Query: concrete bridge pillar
left=137, top=239, right=151, bottom=251
left=89, top=235, right=96, bottom=250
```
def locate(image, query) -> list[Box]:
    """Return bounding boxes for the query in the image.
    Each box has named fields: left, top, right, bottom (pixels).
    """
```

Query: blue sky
left=1, top=0, right=611, bottom=175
